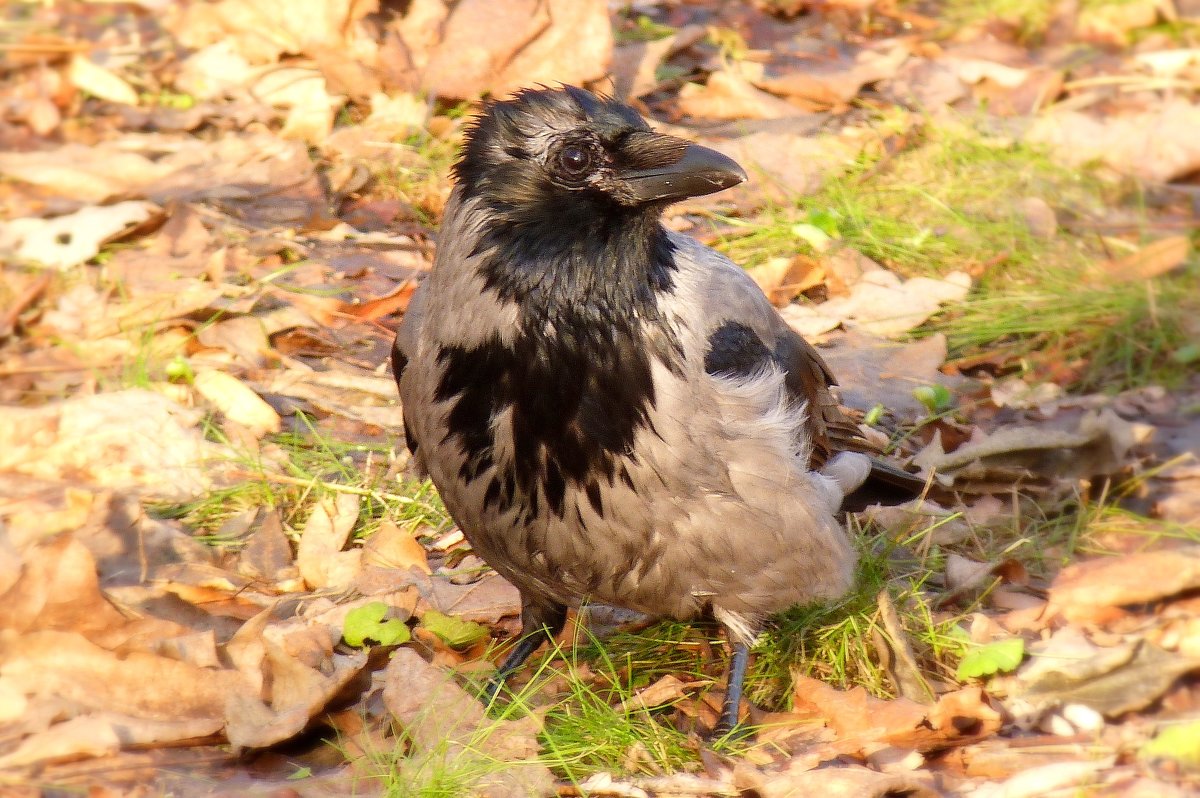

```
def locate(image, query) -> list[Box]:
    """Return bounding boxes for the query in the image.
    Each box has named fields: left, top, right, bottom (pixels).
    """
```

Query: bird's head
left=454, top=86, right=747, bottom=222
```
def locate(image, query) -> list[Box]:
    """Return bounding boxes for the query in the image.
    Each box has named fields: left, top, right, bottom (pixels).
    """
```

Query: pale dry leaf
left=250, top=66, right=343, bottom=144
left=737, top=760, right=940, bottom=798
left=784, top=269, right=972, bottom=339
left=1047, top=546, right=1200, bottom=623
left=816, top=330, right=953, bottom=419
left=192, top=369, right=281, bottom=438
left=173, top=40, right=256, bottom=99
left=0, top=534, right=128, bottom=637
left=971, top=759, right=1115, bottom=798
left=756, top=44, right=909, bottom=106
left=363, top=518, right=431, bottom=574
left=1076, top=0, right=1161, bottom=44
left=0, top=630, right=241, bottom=722
left=170, top=0, right=379, bottom=64
left=196, top=315, right=273, bottom=368
left=224, top=642, right=366, bottom=748
left=747, top=256, right=826, bottom=307
left=296, top=493, right=363, bottom=589
left=421, top=0, right=562, bottom=99
left=611, top=25, right=706, bottom=100
left=382, top=648, right=556, bottom=796
left=0, top=144, right=170, bottom=203
left=1027, top=100, right=1200, bottom=183
left=915, top=408, right=1136, bottom=486
left=620, top=674, right=695, bottom=713
left=493, top=0, right=612, bottom=100
left=0, top=201, right=160, bottom=270
left=0, top=714, right=122, bottom=769
left=1101, top=236, right=1190, bottom=283
left=236, top=510, right=296, bottom=582
left=678, top=70, right=800, bottom=120
left=0, top=390, right=222, bottom=501
left=1002, top=628, right=1200, bottom=720
left=705, top=129, right=858, bottom=211
left=67, top=54, right=139, bottom=105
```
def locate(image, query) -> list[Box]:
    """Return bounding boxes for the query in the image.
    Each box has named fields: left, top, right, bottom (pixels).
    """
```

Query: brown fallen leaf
left=678, top=69, right=801, bottom=120
left=734, top=760, right=941, bottom=798
left=747, top=255, right=826, bottom=307
left=1027, top=100, right=1200, bottom=184
left=382, top=648, right=555, bottom=797
left=363, top=517, right=432, bottom=574
left=790, top=675, right=1001, bottom=753
left=66, top=54, right=138, bottom=106
left=193, top=369, right=282, bottom=438
left=1001, top=628, right=1200, bottom=721
left=0, top=390, right=224, bottom=502
left=1100, top=236, right=1190, bottom=283
left=421, top=0, right=611, bottom=100
left=1046, top=546, right=1200, bottom=624
left=296, top=493, right=363, bottom=590
left=224, top=642, right=367, bottom=749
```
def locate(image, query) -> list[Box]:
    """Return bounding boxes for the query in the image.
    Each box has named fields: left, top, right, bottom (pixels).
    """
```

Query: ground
left=0, top=0, right=1199, bottom=796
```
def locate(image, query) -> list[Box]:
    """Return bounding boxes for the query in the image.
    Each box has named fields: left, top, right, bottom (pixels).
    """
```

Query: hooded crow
left=392, top=86, right=925, bottom=734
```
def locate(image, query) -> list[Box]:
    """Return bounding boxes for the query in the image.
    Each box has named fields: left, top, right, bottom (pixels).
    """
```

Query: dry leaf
left=0, top=201, right=160, bottom=270
left=678, top=70, right=800, bottom=120
left=1047, top=547, right=1200, bottom=624
left=192, top=369, right=282, bottom=438
left=67, top=54, right=139, bottom=106
left=1028, top=100, right=1200, bottom=183
left=786, top=268, right=971, bottom=339
left=382, top=648, right=555, bottom=796
left=0, top=390, right=222, bottom=501
left=747, top=256, right=826, bottom=307
left=1101, top=236, right=1190, bottom=283
left=296, top=493, right=363, bottom=589
left=421, top=0, right=611, bottom=100
left=363, top=518, right=431, bottom=574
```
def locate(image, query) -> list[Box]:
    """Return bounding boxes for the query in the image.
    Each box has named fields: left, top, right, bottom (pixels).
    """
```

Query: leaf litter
left=0, top=0, right=1198, bottom=795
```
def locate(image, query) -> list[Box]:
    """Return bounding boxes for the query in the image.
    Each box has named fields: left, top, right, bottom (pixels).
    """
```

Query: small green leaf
left=421, top=609, right=488, bottom=649
left=805, top=208, right=842, bottom=238
left=957, top=637, right=1025, bottom=681
left=863, top=404, right=885, bottom=426
left=790, top=223, right=833, bottom=252
left=912, top=384, right=954, bottom=413
left=1140, top=720, right=1200, bottom=769
left=1170, top=342, right=1200, bottom=365
left=343, top=601, right=410, bottom=648
left=165, top=355, right=194, bottom=383
left=287, top=766, right=313, bottom=780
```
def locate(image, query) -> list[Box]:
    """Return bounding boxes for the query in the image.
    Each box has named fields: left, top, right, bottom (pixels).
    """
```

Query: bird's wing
left=392, top=282, right=428, bottom=460
left=666, top=233, right=925, bottom=506
left=665, top=232, right=859, bottom=465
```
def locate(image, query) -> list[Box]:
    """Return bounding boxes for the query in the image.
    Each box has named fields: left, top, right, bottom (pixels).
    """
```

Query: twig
left=0, top=273, right=51, bottom=338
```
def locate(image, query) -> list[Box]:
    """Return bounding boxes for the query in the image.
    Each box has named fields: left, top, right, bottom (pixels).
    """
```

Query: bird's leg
left=483, top=601, right=567, bottom=704
left=715, top=640, right=751, bottom=737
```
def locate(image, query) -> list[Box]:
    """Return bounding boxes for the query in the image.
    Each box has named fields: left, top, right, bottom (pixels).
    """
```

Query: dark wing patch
left=703, top=321, right=772, bottom=379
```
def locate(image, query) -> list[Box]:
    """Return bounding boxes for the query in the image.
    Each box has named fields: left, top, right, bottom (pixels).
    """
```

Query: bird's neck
left=465, top=195, right=677, bottom=322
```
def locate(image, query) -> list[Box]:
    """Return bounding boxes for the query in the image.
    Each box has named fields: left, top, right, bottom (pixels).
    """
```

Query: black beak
left=620, top=137, right=747, bottom=204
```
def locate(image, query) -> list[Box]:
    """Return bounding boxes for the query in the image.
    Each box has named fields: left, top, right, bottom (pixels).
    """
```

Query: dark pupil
left=561, top=146, right=589, bottom=174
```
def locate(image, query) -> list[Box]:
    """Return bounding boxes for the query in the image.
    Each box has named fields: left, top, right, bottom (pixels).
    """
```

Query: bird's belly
left=403, top=345, right=855, bottom=622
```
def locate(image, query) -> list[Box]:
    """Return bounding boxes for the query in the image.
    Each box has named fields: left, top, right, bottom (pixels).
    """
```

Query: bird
left=391, top=85, right=925, bottom=734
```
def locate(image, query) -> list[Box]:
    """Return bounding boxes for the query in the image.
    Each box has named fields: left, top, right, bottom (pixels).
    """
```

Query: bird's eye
left=557, top=144, right=592, bottom=177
